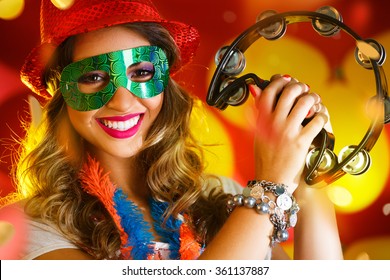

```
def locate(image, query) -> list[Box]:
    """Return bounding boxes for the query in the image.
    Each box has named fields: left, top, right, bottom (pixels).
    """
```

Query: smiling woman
left=0, top=0, right=344, bottom=261
left=62, top=26, right=165, bottom=158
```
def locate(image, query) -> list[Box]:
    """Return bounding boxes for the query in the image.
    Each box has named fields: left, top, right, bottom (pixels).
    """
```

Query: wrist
left=254, top=175, right=299, bottom=194
left=227, top=180, right=300, bottom=246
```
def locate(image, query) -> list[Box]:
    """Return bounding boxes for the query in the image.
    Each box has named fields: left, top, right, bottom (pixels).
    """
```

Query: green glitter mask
left=60, top=45, right=169, bottom=111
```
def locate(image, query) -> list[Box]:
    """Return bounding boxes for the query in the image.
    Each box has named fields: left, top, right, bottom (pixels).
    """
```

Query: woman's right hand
left=250, top=74, right=328, bottom=193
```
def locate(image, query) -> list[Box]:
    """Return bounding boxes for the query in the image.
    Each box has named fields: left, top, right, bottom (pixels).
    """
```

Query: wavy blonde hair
left=10, top=22, right=229, bottom=259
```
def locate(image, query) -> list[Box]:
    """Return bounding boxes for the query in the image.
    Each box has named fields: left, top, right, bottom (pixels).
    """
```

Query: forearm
left=293, top=187, right=343, bottom=260
left=198, top=206, right=274, bottom=259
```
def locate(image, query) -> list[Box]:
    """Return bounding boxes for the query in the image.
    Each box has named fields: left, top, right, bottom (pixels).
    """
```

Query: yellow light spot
left=267, top=53, right=281, bottom=68
left=344, top=236, right=390, bottom=260
left=355, top=252, right=370, bottom=260
left=0, top=0, right=24, bottom=20
left=190, top=100, right=234, bottom=177
left=51, top=0, right=75, bottom=10
left=327, top=185, right=353, bottom=207
left=0, top=221, right=15, bottom=247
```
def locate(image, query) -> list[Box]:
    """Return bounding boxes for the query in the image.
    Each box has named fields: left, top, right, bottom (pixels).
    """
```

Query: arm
left=293, top=186, right=343, bottom=259
left=293, top=107, right=343, bottom=260
left=199, top=206, right=274, bottom=259
left=200, top=75, right=327, bottom=259
left=34, top=249, right=94, bottom=260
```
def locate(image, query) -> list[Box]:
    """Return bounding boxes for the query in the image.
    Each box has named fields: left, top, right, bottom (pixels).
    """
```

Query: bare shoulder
left=34, top=248, right=94, bottom=260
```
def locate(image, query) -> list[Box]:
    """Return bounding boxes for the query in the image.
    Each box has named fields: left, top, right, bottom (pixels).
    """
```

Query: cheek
left=67, top=106, right=95, bottom=131
left=145, top=93, right=164, bottom=118
left=56, top=109, right=84, bottom=160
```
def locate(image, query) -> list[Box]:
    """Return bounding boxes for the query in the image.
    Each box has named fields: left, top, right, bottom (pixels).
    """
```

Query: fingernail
left=282, top=74, right=291, bottom=80
left=305, top=84, right=310, bottom=91
left=315, top=103, right=323, bottom=113
left=315, top=93, right=321, bottom=104
left=248, top=84, right=257, bottom=97
left=306, top=104, right=322, bottom=118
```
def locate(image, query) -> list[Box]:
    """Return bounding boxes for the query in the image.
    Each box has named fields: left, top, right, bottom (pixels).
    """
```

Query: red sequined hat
left=20, top=0, right=200, bottom=99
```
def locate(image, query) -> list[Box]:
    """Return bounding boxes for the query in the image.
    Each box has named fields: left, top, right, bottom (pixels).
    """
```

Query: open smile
left=96, top=113, right=143, bottom=139
left=100, top=115, right=140, bottom=131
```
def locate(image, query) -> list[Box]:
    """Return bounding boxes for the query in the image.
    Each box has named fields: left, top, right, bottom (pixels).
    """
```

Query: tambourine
left=206, top=6, right=389, bottom=187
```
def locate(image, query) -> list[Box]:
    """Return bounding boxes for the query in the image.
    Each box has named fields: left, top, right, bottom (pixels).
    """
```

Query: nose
left=105, top=87, right=138, bottom=111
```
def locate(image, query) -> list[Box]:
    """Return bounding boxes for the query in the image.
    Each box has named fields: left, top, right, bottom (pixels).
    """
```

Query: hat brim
left=20, top=17, right=200, bottom=99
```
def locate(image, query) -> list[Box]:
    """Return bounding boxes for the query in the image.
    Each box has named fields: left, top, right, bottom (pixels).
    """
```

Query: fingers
left=301, top=104, right=329, bottom=140
left=305, top=92, right=322, bottom=118
left=254, top=74, right=292, bottom=115
left=287, top=92, right=322, bottom=124
left=274, top=79, right=310, bottom=121
left=250, top=74, right=328, bottom=133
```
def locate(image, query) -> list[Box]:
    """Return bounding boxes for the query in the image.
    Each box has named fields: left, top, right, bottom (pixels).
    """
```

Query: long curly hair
left=11, top=22, right=229, bottom=259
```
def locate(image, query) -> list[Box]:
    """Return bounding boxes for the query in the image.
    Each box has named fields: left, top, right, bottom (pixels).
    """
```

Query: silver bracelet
left=226, top=180, right=300, bottom=246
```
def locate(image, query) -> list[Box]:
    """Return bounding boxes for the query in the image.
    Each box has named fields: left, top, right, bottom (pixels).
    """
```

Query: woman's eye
left=77, top=71, right=109, bottom=93
left=127, top=62, right=155, bottom=82
left=78, top=71, right=108, bottom=84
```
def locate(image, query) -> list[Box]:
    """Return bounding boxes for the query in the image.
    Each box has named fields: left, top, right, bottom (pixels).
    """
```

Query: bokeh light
left=0, top=221, right=15, bottom=247
left=50, top=0, right=75, bottom=10
left=0, top=0, right=389, bottom=260
left=383, top=203, right=390, bottom=216
left=0, top=204, right=27, bottom=259
left=191, top=100, right=235, bottom=177
left=327, top=185, right=353, bottom=207
left=343, top=236, right=390, bottom=259
left=0, top=0, right=24, bottom=20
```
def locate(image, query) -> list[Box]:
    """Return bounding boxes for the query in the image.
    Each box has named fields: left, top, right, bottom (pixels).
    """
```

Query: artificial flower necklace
left=79, top=156, right=202, bottom=260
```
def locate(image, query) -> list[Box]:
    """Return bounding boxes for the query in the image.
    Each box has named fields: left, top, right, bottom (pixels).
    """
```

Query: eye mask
left=60, top=45, right=169, bottom=111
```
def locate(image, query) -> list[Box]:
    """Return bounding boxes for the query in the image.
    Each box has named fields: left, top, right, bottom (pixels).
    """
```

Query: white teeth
left=101, top=115, right=140, bottom=131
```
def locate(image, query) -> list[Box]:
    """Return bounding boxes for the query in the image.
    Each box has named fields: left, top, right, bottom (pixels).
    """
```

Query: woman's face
left=66, top=26, right=164, bottom=159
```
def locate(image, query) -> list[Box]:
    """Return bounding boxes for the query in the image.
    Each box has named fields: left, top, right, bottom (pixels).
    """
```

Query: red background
left=0, top=0, right=389, bottom=259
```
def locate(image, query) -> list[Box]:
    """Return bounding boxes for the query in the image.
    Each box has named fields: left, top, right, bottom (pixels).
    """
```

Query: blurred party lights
left=327, top=186, right=353, bottom=207
left=0, top=0, right=389, bottom=260
left=0, top=221, right=15, bottom=247
left=51, top=0, right=75, bottom=10
left=0, top=0, right=24, bottom=20
left=383, top=203, right=390, bottom=216
left=0, top=0, right=74, bottom=20
left=0, top=204, right=27, bottom=259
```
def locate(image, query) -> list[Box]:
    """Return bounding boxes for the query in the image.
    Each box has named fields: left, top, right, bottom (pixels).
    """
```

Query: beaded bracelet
left=227, top=180, right=300, bottom=246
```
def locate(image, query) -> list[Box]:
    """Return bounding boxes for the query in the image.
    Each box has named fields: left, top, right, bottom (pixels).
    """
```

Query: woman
left=2, top=0, right=342, bottom=260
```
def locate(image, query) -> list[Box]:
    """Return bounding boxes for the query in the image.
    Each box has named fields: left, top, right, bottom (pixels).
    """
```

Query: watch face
left=276, top=194, right=293, bottom=211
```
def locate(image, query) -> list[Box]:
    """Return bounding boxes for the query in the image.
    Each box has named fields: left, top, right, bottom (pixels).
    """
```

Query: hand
left=250, top=74, right=328, bottom=193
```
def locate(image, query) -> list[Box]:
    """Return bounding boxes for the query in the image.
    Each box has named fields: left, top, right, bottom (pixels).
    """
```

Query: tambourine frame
left=206, top=10, right=389, bottom=187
